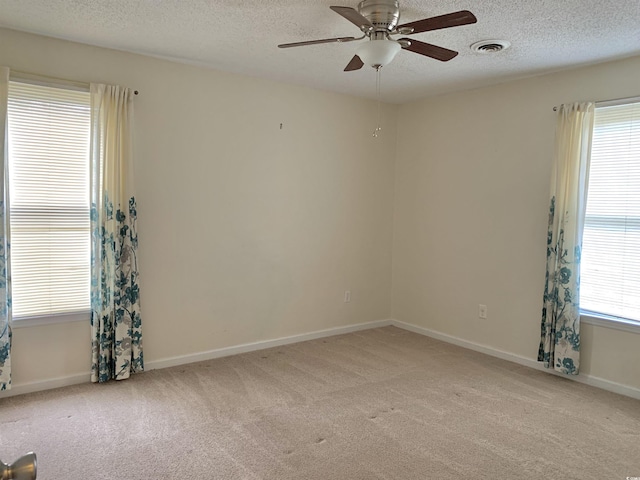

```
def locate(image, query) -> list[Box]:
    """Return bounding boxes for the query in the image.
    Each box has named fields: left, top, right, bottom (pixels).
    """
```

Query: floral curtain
left=0, top=67, right=11, bottom=391
left=538, top=102, right=594, bottom=375
left=90, top=83, right=143, bottom=383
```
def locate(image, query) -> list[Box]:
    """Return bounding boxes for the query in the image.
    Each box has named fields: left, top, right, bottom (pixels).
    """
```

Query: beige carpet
left=1, top=326, right=638, bottom=479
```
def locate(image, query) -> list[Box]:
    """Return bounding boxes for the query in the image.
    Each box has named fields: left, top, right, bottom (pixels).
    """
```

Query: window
left=580, top=100, right=640, bottom=324
left=7, top=80, right=91, bottom=321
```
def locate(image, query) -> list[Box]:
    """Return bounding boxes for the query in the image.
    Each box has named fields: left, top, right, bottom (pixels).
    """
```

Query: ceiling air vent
left=471, top=40, right=511, bottom=54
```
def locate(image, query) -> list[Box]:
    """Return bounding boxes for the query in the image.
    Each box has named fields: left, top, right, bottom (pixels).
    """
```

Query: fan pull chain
left=373, top=66, right=382, bottom=138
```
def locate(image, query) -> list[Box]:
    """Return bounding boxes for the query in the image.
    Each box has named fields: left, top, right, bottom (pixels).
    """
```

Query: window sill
left=580, top=311, right=640, bottom=335
left=11, top=311, right=90, bottom=328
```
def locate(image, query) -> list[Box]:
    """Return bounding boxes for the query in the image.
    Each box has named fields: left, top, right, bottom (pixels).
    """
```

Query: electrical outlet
left=344, top=290, right=351, bottom=303
left=478, top=304, right=488, bottom=319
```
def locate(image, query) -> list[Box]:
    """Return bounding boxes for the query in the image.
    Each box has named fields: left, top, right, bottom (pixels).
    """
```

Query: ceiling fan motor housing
left=357, top=0, right=400, bottom=32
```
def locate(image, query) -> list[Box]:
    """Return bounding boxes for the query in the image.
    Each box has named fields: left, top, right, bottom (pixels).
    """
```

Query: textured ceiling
left=1, top=0, right=639, bottom=103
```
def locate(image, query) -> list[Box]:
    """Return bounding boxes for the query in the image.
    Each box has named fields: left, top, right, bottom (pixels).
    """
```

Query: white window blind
left=581, top=101, right=640, bottom=322
left=7, top=80, right=91, bottom=319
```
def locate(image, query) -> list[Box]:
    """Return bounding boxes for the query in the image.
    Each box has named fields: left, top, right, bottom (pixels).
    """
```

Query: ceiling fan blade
left=399, top=38, right=458, bottom=62
left=344, top=55, right=364, bottom=71
left=330, top=6, right=374, bottom=30
left=397, top=10, right=477, bottom=34
left=278, top=36, right=361, bottom=48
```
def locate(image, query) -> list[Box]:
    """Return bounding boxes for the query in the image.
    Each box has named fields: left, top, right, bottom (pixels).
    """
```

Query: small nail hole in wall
left=280, top=123, right=283, bottom=130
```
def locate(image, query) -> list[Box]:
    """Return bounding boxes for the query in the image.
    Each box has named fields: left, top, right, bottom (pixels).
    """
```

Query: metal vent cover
left=471, top=40, right=511, bottom=53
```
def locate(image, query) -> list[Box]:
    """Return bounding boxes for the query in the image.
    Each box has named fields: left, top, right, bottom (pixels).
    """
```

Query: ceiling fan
left=278, top=0, right=477, bottom=71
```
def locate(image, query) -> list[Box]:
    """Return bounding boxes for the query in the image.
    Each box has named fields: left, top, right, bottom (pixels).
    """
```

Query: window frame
left=10, top=312, right=90, bottom=329
left=7, top=73, right=92, bottom=327
left=579, top=96, right=640, bottom=335
left=580, top=312, right=640, bottom=334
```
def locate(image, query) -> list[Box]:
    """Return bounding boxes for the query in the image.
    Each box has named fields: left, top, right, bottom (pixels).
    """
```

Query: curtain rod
left=10, top=70, right=139, bottom=95
left=552, top=94, right=640, bottom=111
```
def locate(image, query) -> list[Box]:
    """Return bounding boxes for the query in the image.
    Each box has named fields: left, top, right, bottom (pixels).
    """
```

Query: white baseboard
left=3, top=318, right=637, bottom=401
left=390, top=319, right=640, bottom=401
left=145, top=319, right=393, bottom=370
left=0, top=319, right=393, bottom=398
left=0, top=372, right=90, bottom=399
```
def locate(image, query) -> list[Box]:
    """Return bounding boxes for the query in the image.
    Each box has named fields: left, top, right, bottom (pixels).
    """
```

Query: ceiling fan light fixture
left=357, top=39, right=401, bottom=68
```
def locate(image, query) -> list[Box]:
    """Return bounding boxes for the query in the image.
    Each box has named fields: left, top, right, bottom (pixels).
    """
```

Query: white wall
left=2, top=26, right=638, bottom=396
left=0, top=28, right=397, bottom=389
left=392, top=55, right=640, bottom=391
